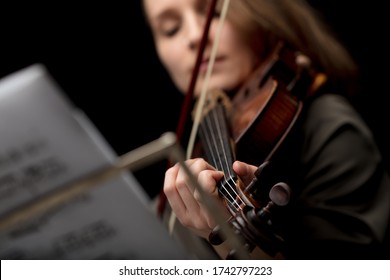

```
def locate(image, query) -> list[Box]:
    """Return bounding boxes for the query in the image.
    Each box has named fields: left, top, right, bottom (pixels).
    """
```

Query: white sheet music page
left=0, top=64, right=190, bottom=260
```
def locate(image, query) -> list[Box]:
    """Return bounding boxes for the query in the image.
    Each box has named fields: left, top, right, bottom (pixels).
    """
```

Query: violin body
left=232, top=73, right=302, bottom=167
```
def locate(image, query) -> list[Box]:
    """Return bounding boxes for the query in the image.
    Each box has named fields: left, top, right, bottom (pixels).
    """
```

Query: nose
left=186, top=14, right=205, bottom=50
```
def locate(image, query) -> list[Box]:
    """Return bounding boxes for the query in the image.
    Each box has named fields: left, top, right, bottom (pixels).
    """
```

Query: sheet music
left=0, top=65, right=190, bottom=259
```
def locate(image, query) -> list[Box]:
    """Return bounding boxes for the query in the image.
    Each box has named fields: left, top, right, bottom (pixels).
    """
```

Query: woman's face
left=143, top=0, right=261, bottom=96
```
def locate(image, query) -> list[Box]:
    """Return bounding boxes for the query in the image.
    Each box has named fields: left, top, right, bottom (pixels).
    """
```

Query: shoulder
left=304, top=93, right=373, bottom=139
left=300, top=93, right=380, bottom=165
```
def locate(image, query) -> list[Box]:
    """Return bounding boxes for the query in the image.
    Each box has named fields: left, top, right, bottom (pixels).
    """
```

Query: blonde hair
left=225, top=0, right=358, bottom=95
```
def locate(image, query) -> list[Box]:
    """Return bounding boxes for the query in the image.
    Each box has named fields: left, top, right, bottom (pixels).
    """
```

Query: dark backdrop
left=0, top=1, right=388, bottom=198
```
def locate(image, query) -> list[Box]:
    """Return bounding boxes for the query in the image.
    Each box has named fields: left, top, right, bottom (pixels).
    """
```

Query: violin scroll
left=209, top=162, right=292, bottom=259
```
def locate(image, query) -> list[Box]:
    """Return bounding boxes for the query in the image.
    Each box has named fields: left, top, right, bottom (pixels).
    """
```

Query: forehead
left=143, top=0, right=207, bottom=20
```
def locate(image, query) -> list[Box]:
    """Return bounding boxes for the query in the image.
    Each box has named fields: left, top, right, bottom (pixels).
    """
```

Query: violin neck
left=198, top=103, right=241, bottom=208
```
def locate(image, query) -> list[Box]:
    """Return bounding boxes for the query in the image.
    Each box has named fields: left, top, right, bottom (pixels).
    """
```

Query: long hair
left=225, top=0, right=358, bottom=95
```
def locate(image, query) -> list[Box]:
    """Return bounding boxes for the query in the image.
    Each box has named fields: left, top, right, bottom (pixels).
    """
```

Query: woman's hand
left=164, top=158, right=225, bottom=239
left=164, top=158, right=258, bottom=239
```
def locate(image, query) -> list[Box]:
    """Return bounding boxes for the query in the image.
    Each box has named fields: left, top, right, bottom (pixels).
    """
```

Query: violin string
left=201, top=114, right=237, bottom=209
left=186, top=0, right=231, bottom=160
left=200, top=105, right=245, bottom=211
left=200, top=123, right=240, bottom=210
left=200, top=128, right=238, bottom=210
left=200, top=114, right=240, bottom=211
left=209, top=106, right=245, bottom=209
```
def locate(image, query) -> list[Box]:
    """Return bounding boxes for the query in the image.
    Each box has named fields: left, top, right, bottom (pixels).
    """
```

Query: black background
left=1, top=1, right=389, bottom=198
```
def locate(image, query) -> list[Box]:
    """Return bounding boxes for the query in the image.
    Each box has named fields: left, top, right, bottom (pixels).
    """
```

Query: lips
left=199, top=56, right=225, bottom=73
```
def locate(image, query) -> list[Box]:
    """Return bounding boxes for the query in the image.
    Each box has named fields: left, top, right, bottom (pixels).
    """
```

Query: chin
left=193, top=76, right=240, bottom=96
left=211, top=78, right=239, bottom=91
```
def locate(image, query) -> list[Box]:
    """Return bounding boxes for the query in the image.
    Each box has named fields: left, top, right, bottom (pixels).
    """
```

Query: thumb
left=232, top=160, right=258, bottom=185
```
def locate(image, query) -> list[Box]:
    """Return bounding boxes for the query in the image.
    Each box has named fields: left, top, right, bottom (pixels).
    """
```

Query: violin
left=192, top=40, right=327, bottom=258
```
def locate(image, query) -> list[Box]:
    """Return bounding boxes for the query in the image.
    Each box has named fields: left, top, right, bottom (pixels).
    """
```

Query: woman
left=142, top=0, right=390, bottom=259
